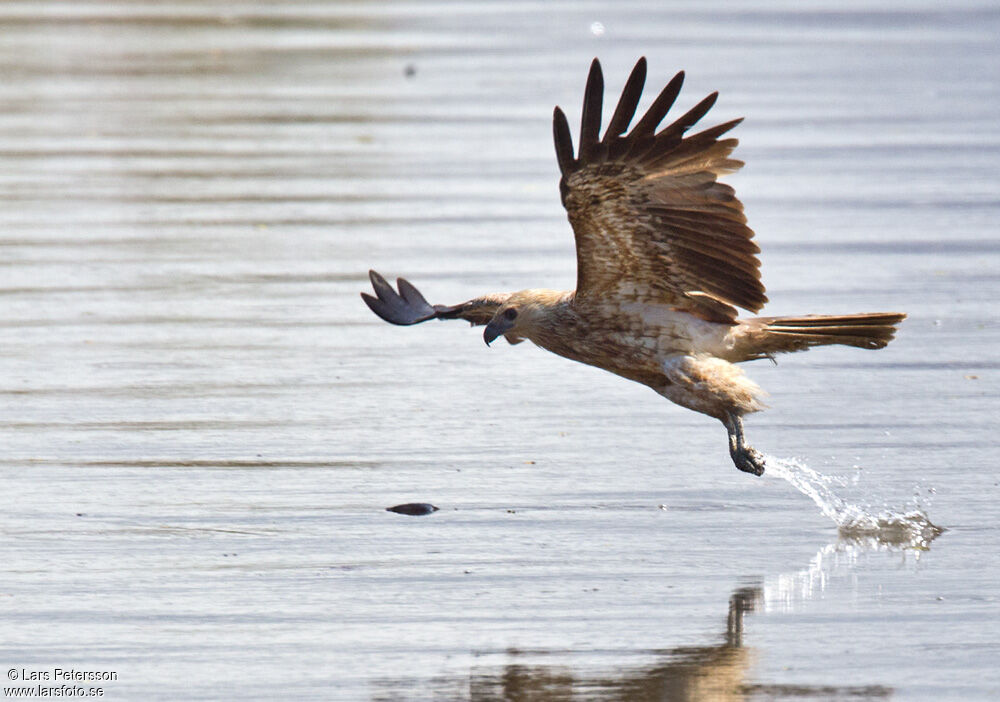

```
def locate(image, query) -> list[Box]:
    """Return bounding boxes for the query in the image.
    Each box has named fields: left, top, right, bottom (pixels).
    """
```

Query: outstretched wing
left=553, top=58, right=766, bottom=323
left=362, top=270, right=508, bottom=326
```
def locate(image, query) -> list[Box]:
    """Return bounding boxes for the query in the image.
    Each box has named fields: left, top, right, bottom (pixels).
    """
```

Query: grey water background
left=1, top=1, right=998, bottom=699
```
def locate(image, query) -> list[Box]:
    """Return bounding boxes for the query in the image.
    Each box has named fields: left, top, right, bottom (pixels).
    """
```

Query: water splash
left=764, top=455, right=943, bottom=549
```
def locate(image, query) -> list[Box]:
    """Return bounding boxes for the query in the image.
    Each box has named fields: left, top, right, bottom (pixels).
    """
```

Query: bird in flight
left=362, top=58, right=905, bottom=476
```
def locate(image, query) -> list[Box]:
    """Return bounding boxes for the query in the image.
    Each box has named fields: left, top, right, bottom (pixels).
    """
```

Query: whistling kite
left=362, top=58, right=905, bottom=476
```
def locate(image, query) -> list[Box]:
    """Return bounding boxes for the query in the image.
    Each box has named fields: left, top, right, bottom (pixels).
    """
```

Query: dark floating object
left=386, top=503, right=439, bottom=516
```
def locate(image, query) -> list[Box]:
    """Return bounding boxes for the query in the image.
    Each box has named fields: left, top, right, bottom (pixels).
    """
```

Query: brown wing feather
left=554, top=58, right=766, bottom=322
left=441, top=295, right=510, bottom=325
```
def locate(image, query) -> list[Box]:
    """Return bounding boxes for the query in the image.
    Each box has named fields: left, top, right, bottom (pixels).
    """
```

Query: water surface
left=1, top=1, right=998, bottom=700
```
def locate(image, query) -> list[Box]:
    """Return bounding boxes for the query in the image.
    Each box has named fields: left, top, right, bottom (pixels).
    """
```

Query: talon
left=733, top=446, right=765, bottom=476
left=724, top=412, right=765, bottom=477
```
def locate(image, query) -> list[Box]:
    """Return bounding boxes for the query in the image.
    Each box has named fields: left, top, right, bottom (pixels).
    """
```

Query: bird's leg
left=723, top=412, right=765, bottom=476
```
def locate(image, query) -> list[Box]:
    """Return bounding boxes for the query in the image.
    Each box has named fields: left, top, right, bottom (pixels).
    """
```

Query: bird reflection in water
left=373, top=577, right=893, bottom=701
left=466, top=587, right=761, bottom=701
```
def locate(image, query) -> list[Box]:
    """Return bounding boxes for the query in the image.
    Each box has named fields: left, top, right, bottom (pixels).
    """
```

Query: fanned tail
left=731, top=312, right=906, bottom=361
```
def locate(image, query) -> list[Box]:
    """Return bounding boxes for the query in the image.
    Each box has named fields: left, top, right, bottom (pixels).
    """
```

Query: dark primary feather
left=362, top=271, right=436, bottom=325
left=361, top=270, right=507, bottom=326
left=578, top=59, right=604, bottom=163
left=552, top=107, right=575, bottom=180
left=646, top=91, right=719, bottom=154
left=620, top=69, right=685, bottom=159
left=554, top=58, right=767, bottom=320
left=603, top=57, right=646, bottom=144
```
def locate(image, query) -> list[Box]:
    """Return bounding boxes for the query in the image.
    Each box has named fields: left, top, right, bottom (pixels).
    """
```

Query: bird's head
left=483, top=289, right=567, bottom=346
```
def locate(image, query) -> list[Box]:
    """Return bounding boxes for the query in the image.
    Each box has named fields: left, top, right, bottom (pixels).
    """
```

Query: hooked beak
left=483, top=318, right=513, bottom=346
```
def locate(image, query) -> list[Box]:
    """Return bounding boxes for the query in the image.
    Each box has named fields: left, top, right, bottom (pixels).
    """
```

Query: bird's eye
left=503, top=308, right=518, bottom=321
